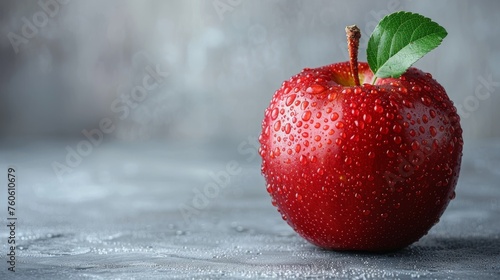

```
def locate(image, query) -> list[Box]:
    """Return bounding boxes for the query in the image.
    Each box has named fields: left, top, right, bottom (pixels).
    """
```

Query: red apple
left=259, top=22, right=462, bottom=251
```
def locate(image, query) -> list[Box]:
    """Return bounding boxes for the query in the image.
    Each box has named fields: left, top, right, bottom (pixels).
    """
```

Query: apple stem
left=346, top=25, right=361, bottom=86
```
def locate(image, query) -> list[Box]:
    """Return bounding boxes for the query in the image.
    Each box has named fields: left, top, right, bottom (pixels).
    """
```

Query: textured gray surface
left=0, top=139, right=499, bottom=279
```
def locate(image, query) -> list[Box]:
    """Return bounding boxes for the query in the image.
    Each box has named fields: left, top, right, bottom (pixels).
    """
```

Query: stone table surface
left=0, top=139, right=499, bottom=279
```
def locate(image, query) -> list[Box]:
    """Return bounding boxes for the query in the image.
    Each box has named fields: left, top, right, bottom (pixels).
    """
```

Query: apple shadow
left=318, top=236, right=500, bottom=265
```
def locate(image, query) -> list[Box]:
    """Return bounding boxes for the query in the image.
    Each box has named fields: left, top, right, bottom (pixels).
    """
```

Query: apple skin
left=259, top=62, right=463, bottom=251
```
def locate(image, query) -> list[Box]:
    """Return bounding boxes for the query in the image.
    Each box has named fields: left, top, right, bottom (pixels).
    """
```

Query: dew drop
left=285, top=94, right=296, bottom=106
left=412, top=85, right=422, bottom=92
left=449, top=191, right=456, bottom=200
left=263, top=126, right=270, bottom=137
left=266, top=184, right=273, bottom=193
left=274, top=120, right=281, bottom=131
left=330, top=112, right=339, bottom=121
left=284, top=123, right=291, bottom=134
left=301, top=101, right=309, bottom=110
left=335, top=121, right=344, bottom=129
left=411, top=140, right=420, bottom=150
left=374, top=105, right=384, bottom=113
left=271, top=108, right=279, bottom=120
left=310, top=155, right=318, bottom=163
left=421, top=96, right=431, bottom=106
left=301, top=132, right=309, bottom=138
left=429, top=126, right=437, bottom=137
left=314, top=135, right=321, bottom=142
left=402, top=100, right=413, bottom=108
left=363, top=114, right=372, bottom=123
left=301, top=111, right=312, bottom=121
left=392, top=124, right=402, bottom=133
left=300, top=155, right=307, bottom=165
left=328, top=92, right=338, bottom=100
left=295, top=144, right=301, bottom=153
left=306, top=84, right=325, bottom=94
left=296, top=193, right=303, bottom=202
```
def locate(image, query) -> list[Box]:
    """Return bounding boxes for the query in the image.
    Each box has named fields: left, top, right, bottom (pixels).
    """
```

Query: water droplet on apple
left=310, top=155, right=317, bottom=163
left=374, top=105, right=384, bottom=114
left=296, top=193, right=303, bottom=202
left=274, top=120, right=281, bottom=131
left=412, top=85, right=422, bottom=92
left=306, top=84, right=326, bottom=94
left=271, top=108, right=279, bottom=120
left=363, top=113, right=372, bottom=123
left=285, top=94, right=296, bottom=106
left=449, top=191, right=456, bottom=200
left=295, top=144, right=301, bottom=153
left=429, top=126, right=437, bottom=137
left=411, top=141, right=420, bottom=150
left=330, top=112, right=339, bottom=121
left=301, top=101, right=309, bottom=110
left=402, top=100, right=414, bottom=108
left=301, top=111, right=312, bottom=121
left=300, top=155, right=307, bottom=165
left=266, top=184, right=273, bottom=194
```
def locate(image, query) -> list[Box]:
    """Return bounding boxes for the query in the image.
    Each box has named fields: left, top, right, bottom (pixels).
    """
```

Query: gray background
left=0, top=0, right=499, bottom=144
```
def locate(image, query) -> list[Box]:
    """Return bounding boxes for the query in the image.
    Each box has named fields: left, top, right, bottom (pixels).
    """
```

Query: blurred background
left=1, top=0, right=499, bottom=146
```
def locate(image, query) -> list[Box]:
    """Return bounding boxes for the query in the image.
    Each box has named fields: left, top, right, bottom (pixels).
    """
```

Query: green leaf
left=367, top=11, right=448, bottom=80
